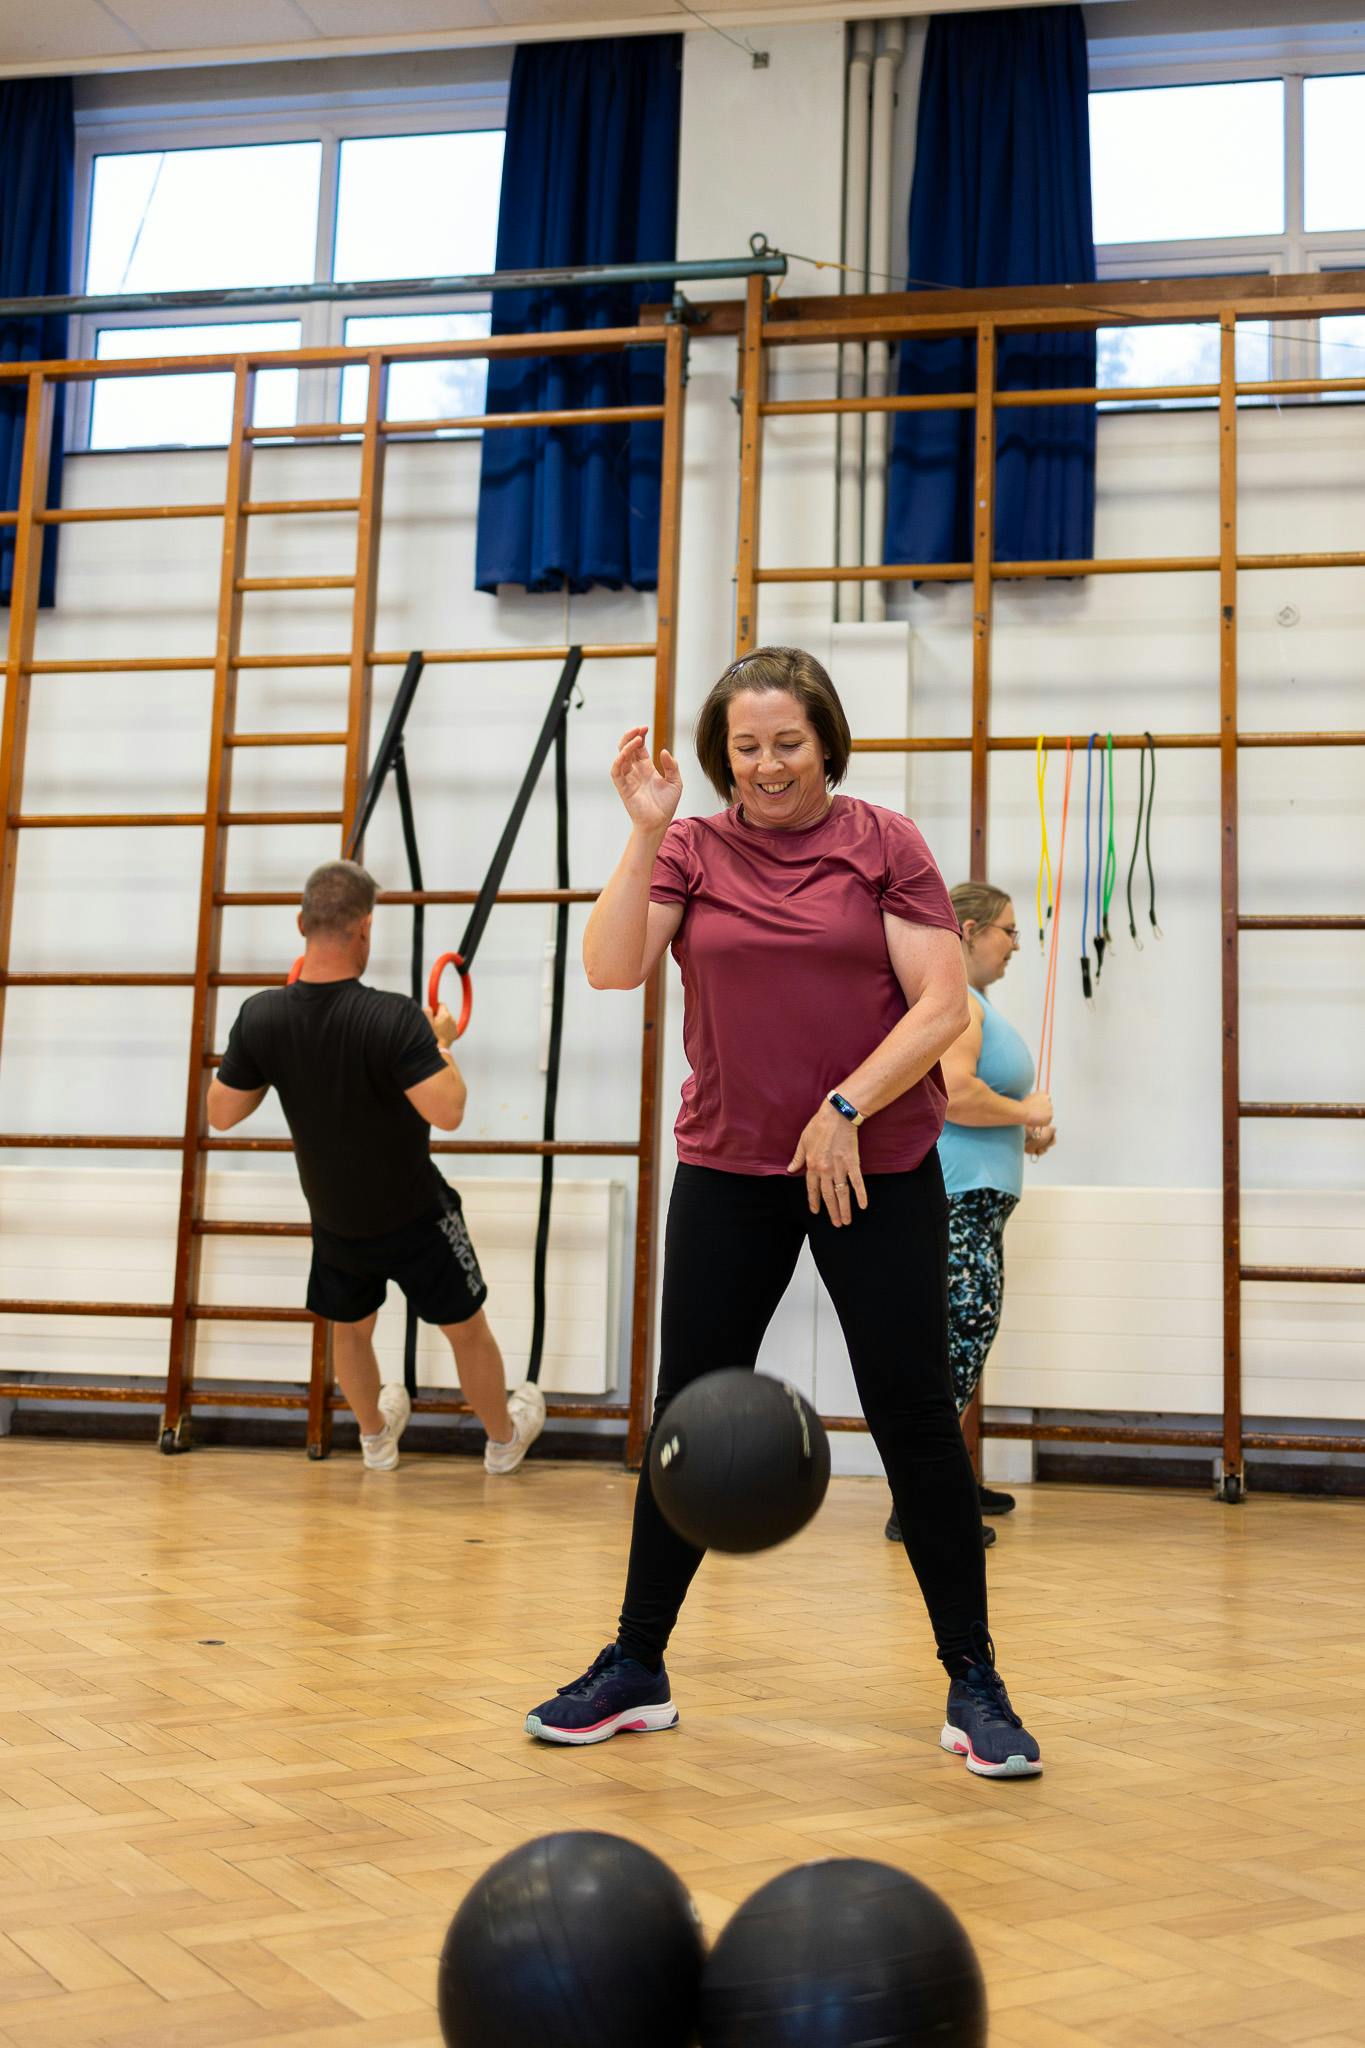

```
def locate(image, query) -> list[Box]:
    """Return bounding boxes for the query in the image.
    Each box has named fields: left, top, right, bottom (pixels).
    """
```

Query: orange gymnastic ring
left=428, top=951, right=473, bottom=1039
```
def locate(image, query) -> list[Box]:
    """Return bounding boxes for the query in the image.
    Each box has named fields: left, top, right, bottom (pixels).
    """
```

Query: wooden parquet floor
left=1, top=1442, right=1364, bottom=2047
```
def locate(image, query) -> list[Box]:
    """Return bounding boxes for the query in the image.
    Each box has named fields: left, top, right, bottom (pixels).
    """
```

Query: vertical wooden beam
left=961, top=320, right=998, bottom=1478
left=0, top=374, right=55, bottom=1059
left=342, top=352, right=388, bottom=848
left=163, top=364, right=255, bottom=1451
left=1218, top=310, right=1244, bottom=1503
left=306, top=1316, right=334, bottom=1460
left=969, top=319, right=997, bottom=883
left=627, top=318, right=688, bottom=1471
left=734, top=273, right=768, bottom=656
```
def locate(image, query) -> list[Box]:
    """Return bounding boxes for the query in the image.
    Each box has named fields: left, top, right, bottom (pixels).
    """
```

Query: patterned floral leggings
left=947, top=1188, right=1020, bottom=1414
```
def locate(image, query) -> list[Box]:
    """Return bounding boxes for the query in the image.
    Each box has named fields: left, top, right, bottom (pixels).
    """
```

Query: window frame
left=70, top=89, right=507, bottom=452
left=1089, top=53, right=1365, bottom=406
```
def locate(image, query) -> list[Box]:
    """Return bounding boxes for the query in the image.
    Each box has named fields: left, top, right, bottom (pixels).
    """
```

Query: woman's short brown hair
left=693, top=646, right=852, bottom=802
left=949, top=880, right=1011, bottom=934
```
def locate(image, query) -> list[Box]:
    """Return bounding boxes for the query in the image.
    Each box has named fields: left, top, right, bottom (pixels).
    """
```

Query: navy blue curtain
left=475, top=37, right=681, bottom=594
left=885, top=8, right=1095, bottom=568
left=0, top=78, right=73, bottom=609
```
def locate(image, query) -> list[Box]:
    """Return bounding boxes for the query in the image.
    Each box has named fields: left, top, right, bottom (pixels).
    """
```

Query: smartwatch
left=827, top=1091, right=865, bottom=1128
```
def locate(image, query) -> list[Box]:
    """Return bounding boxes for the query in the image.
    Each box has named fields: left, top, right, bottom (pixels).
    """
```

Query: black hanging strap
left=528, top=714, right=572, bottom=1387
left=456, top=647, right=584, bottom=971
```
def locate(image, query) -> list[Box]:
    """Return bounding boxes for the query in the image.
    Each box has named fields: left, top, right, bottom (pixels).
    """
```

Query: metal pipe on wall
left=837, top=22, right=877, bottom=624
left=862, top=18, right=906, bottom=624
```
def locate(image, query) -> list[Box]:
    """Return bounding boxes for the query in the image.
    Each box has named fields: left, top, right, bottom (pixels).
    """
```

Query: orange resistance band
left=1038, top=739, right=1075, bottom=1095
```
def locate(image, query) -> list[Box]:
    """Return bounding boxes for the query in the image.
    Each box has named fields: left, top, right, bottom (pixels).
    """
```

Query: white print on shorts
left=438, top=1201, right=484, bottom=1288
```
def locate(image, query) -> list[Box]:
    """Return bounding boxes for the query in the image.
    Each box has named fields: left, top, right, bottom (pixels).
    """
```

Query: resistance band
left=1096, top=732, right=1117, bottom=980
left=1035, top=737, right=1053, bottom=949
left=1037, top=738, right=1074, bottom=1094
left=1125, top=730, right=1162, bottom=944
left=1080, top=733, right=1096, bottom=999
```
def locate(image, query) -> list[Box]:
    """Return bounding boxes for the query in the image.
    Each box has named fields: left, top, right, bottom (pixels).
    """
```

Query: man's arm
left=403, top=1004, right=467, bottom=1132
left=206, top=1078, right=268, bottom=1130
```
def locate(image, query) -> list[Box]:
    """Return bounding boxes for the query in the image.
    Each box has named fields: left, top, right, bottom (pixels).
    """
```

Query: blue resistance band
left=1080, top=732, right=1096, bottom=998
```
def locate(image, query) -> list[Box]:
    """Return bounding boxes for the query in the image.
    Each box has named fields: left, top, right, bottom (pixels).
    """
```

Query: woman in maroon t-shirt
left=525, top=647, right=1042, bottom=1779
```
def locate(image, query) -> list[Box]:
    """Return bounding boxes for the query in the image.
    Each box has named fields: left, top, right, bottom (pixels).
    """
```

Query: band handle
left=428, top=951, right=473, bottom=1039
left=287, top=956, right=303, bottom=985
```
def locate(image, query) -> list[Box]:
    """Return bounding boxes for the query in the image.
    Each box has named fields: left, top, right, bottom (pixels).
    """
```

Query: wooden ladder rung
left=218, top=809, right=344, bottom=826
left=193, top=1220, right=311, bottom=1237
left=0, top=1134, right=180, bottom=1149
left=225, top=731, right=348, bottom=748
left=1239, top=1101, right=1365, bottom=1118
left=0, top=972, right=192, bottom=987
left=0, top=1298, right=171, bottom=1316
left=241, top=498, right=361, bottom=516
left=1239, top=915, right=1365, bottom=930
left=235, top=575, right=356, bottom=592
left=10, top=811, right=205, bottom=828
left=1241, top=1265, right=1365, bottom=1283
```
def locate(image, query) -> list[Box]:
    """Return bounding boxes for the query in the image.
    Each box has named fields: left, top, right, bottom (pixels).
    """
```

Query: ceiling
left=0, top=0, right=1068, bottom=77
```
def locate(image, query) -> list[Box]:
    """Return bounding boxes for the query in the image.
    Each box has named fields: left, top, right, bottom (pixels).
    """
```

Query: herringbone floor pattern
left=1, top=1441, right=1363, bottom=2046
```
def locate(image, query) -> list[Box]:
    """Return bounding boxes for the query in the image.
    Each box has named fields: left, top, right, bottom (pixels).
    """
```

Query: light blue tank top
left=937, top=991, right=1035, bottom=1200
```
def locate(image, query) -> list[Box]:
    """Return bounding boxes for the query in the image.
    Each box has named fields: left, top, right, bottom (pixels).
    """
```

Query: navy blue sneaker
left=525, top=1643, right=679, bottom=1746
left=941, top=1630, right=1042, bottom=1779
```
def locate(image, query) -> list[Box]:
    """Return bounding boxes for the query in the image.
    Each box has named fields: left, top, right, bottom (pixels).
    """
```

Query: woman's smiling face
left=725, top=688, right=831, bottom=831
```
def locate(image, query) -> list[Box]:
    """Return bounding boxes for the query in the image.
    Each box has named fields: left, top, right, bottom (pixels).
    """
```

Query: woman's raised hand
left=612, top=726, right=682, bottom=834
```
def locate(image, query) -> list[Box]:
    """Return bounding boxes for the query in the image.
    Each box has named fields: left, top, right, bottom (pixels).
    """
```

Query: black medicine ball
left=437, top=1830, right=704, bottom=2048
left=650, top=1369, right=831, bottom=1553
left=698, top=1856, right=987, bottom=2047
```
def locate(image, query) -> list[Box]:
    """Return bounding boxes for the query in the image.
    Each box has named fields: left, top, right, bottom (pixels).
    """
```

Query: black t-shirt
left=218, top=979, right=447, bottom=1239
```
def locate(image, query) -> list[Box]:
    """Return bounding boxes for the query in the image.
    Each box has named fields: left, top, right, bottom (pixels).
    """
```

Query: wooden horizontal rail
left=209, top=972, right=288, bottom=987
left=242, top=498, right=361, bottom=516
left=0, top=973, right=192, bottom=988
left=369, top=643, right=656, bottom=666
left=976, top=1419, right=1365, bottom=1453
left=761, top=552, right=1365, bottom=585
left=225, top=731, right=348, bottom=748
left=216, top=887, right=599, bottom=906
left=219, top=810, right=344, bottom=826
left=0, top=326, right=665, bottom=384
left=201, top=1136, right=640, bottom=1155
left=26, top=657, right=215, bottom=675
left=10, top=811, right=205, bottom=828
left=853, top=731, right=1365, bottom=754
left=1240, top=1266, right=1365, bottom=1283
left=194, top=1221, right=311, bottom=1237
left=1239, top=915, right=1365, bottom=930
left=234, top=574, right=356, bottom=592
left=38, top=503, right=223, bottom=524
left=0, top=1134, right=180, bottom=1148
left=1240, top=1101, right=1365, bottom=1118
left=0, top=1299, right=169, bottom=1316
left=0, top=1381, right=633, bottom=1424
left=190, top=1304, right=314, bottom=1324
left=380, top=404, right=667, bottom=434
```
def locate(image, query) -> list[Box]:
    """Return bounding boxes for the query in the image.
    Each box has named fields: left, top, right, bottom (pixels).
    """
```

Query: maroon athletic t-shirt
left=649, top=795, right=960, bottom=1176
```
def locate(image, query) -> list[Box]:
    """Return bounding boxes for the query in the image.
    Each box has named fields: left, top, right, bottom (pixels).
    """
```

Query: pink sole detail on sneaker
left=525, top=1703, right=679, bottom=1746
left=940, top=1722, right=1042, bottom=1778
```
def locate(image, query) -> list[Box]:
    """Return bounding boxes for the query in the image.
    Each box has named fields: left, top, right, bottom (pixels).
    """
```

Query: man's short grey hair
left=300, top=860, right=377, bottom=937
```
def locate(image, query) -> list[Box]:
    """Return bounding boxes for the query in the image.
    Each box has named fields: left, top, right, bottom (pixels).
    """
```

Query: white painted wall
left=3, top=22, right=1362, bottom=1471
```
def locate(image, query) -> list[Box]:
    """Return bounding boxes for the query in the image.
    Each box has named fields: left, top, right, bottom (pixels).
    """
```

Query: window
left=73, top=108, right=504, bottom=450
left=1089, top=65, right=1365, bottom=408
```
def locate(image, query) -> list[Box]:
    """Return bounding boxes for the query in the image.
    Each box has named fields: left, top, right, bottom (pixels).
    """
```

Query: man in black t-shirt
left=208, top=860, right=544, bottom=1474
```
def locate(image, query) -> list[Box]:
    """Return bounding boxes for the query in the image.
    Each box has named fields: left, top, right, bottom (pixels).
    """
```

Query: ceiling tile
left=101, top=0, right=325, bottom=52
left=489, top=0, right=682, bottom=24
left=0, top=0, right=142, bottom=63
left=297, top=0, right=500, bottom=31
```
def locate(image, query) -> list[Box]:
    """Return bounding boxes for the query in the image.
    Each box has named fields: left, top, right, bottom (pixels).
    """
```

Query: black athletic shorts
left=306, top=1179, right=488, bottom=1327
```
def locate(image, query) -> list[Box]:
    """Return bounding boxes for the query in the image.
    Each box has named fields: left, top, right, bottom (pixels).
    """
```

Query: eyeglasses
left=982, top=923, right=1020, bottom=943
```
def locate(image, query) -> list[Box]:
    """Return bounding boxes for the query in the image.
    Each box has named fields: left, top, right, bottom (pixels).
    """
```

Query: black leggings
left=617, top=1157, right=988, bottom=1673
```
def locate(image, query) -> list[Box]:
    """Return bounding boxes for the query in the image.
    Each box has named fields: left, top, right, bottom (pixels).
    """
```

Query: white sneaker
left=361, top=1384, right=412, bottom=1471
left=484, top=1382, right=546, bottom=1475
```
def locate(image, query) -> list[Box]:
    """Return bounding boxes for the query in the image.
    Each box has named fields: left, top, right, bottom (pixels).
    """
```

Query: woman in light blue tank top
left=885, top=882, right=1055, bottom=1544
